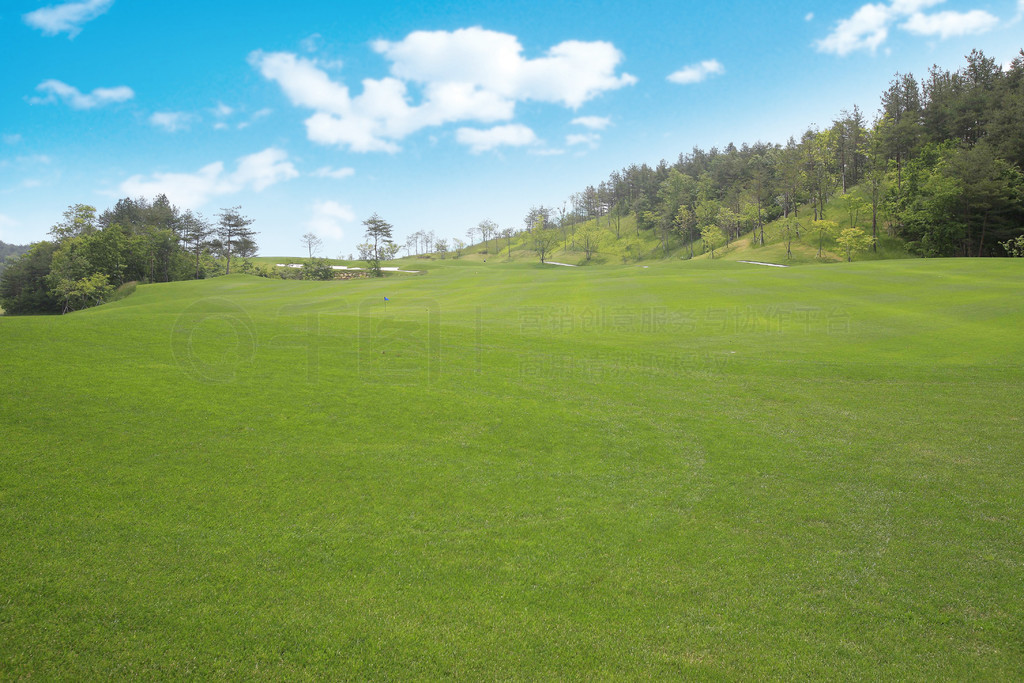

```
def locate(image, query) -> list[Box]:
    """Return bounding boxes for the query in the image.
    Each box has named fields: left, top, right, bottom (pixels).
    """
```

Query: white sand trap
left=544, top=261, right=578, bottom=267
left=275, top=264, right=420, bottom=273
left=737, top=260, right=789, bottom=268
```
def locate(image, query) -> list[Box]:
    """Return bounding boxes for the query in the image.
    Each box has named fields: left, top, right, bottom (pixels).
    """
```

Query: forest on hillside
left=0, top=241, right=30, bottom=279
left=536, top=49, right=1024, bottom=260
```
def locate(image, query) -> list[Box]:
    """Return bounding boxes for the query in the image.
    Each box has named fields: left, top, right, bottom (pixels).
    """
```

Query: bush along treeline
left=0, top=196, right=258, bottom=315
left=539, top=49, right=1024, bottom=260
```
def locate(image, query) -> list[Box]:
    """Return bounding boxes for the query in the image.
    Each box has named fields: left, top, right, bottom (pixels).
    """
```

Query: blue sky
left=2, top=0, right=1022, bottom=256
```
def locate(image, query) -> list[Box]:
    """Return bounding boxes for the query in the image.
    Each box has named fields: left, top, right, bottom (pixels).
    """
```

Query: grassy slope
left=1, top=258, right=1022, bottom=678
left=450, top=192, right=913, bottom=267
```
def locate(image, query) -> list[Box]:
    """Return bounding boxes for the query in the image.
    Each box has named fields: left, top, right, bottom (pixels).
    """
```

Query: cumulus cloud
left=308, top=200, right=355, bottom=240
left=312, top=166, right=355, bottom=179
left=23, top=0, right=113, bottom=38
left=149, top=111, right=194, bottom=132
left=29, top=79, right=134, bottom=109
left=455, top=124, right=538, bottom=153
left=667, top=59, right=725, bottom=85
left=251, top=27, right=635, bottom=153
left=816, top=0, right=997, bottom=55
left=119, top=148, right=298, bottom=208
left=571, top=116, right=611, bottom=130
left=816, top=4, right=893, bottom=55
left=900, top=9, right=999, bottom=38
left=375, top=28, right=637, bottom=108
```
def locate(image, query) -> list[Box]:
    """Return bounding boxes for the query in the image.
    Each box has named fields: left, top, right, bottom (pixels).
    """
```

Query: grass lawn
left=1, top=257, right=1022, bottom=678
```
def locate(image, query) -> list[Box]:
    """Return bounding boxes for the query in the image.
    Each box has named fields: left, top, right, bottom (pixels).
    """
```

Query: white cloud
left=29, top=79, right=133, bottom=109
left=571, top=116, right=611, bottom=130
left=3, top=134, right=22, bottom=145
left=0, top=214, right=19, bottom=230
left=566, top=133, right=600, bottom=148
left=312, top=166, right=356, bottom=179
left=375, top=28, right=636, bottom=108
left=815, top=0, right=995, bottom=55
left=301, top=33, right=323, bottom=53
left=889, top=0, right=946, bottom=12
left=667, top=59, right=725, bottom=85
left=119, top=148, right=298, bottom=208
left=900, top=10, right=999, bottom=38
left=251, top=28, right=635, bottom=153
left=455, top=124, right=538, bottom=153
left=805, top=12, right=815, bottom=21
left=23, top=0, right=113, bottom=38
left=149, top=111, right=193, bottom=132
left=237, top=108, right=273, bottom=130
left=213, top=102, right=234, bottom=118
left=815, top=4, right=892, bottom=55
left=308, top=200, right=355, bottom=240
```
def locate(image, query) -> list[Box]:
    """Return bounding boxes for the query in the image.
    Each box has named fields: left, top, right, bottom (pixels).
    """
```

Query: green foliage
left=530, top=224, right=559, bottom=263
left=49, top=271, right=114, bottom=314
left=897, top=143, right=1024, bottom=256
left=836, top=227, right=873, bottom=262
left=576, top=223, right=602, bottom=261
left=0, top=242, right=61, bottom=315
left=699, top=224, right=723, bottom=258
left=1, top=198, right=259, bottom=314
left=0, top=240, right=30, bottom=279
left=548, top=48, right=1024, bottom=262
left=216, top=207, right=258, bottom=275
left=301, top=258, right=336, bottom=280
left=774, top=217, right=800, bottom=260
left=360, top=213, right=395, bottom=276
left=1002, top=235, right=1024, bottom=257
left=812, top=220, right=839, bottom=259
left=48, top=203, right=97, bottom=242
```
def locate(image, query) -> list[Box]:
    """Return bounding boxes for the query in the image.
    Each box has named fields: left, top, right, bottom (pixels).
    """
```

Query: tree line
left=0, top=241, right=30, bottom=280
left=0, top=196, right=258, bottom=315
left=528, top=49, right=1024, bottom=260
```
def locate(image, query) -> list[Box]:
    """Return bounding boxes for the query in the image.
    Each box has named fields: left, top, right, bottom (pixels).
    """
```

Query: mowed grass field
left=1, top=257, right=1022, bottom=678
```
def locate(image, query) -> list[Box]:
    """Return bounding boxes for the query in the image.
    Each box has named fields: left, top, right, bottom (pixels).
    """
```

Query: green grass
left=2, top=257, right=1022, bottom=678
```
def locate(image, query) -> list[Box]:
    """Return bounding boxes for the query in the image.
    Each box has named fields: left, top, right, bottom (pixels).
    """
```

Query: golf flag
left=384, top=297, right=389, bottom=301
